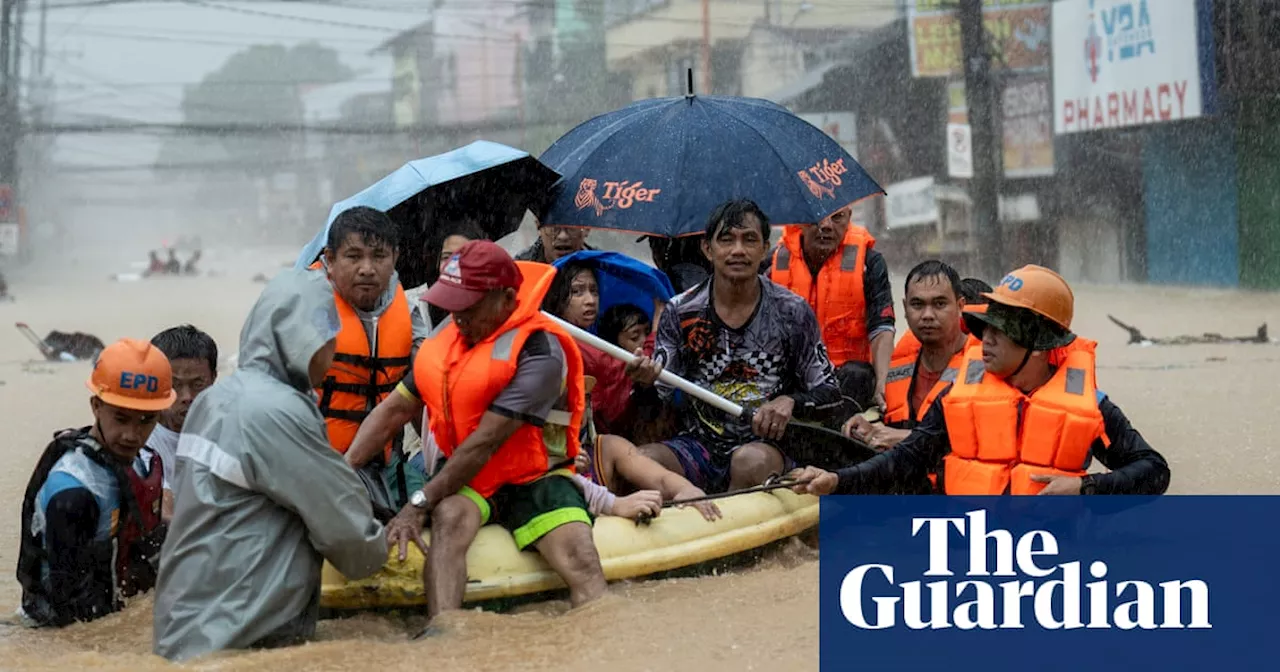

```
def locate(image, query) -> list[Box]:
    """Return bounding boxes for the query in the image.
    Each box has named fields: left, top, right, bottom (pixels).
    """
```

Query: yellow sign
left=908, top=2, right=1051, bottom=78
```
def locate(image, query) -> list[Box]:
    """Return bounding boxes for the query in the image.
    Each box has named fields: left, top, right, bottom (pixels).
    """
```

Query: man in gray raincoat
left=153, top=268, right=388, bottom=662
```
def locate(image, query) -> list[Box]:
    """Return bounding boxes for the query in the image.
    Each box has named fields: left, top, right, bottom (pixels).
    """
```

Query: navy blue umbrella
left=537, top=92, right=885, bottom=238
left=297, top=140, right=559, bottom=289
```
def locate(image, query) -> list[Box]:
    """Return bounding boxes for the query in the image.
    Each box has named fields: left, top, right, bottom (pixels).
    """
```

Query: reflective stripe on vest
left=315, top=284, right=414, bottom=456
left=882, top=359, right=916, bottom=425
left=413, top=261, right=585, bottom=499
left=940, top=343, right=1107, bottom=496
left=883, top=362, right=960, bottom=425
left=769, top=225, right=875, bottom=367
left=884, top=334, right=978, bottom=425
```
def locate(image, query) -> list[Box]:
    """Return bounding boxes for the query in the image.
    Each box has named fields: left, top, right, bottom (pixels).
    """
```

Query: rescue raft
left=319, top=489, right=818, bottom=611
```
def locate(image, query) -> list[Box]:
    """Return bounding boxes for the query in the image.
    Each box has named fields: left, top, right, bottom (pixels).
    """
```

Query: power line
left=28, top=116, right=585, bottom=135
left=43, top=24, right=386, bottom=52
left=179, top=0, right=419, bottom=33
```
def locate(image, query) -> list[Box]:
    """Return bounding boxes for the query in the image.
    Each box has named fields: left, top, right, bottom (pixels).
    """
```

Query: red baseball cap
left=425, top=240, right=523, bottom=312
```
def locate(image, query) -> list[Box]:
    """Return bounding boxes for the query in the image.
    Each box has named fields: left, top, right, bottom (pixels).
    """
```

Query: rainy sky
left=35, top=0, right=436, bottom=168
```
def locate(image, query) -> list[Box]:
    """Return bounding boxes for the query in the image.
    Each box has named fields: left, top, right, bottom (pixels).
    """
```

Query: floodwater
left=0, top=246, right=1277, bottom=670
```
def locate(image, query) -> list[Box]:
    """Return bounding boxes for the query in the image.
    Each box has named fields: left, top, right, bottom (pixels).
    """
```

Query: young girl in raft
left=541, top=261, right=661, bottom=432
left=541, top=263, right=717, bottom=521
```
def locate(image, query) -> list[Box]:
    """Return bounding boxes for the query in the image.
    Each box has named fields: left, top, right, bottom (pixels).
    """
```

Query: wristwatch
left=409, top=489, right=429, bottom=510
left=1079, top=474, right=1098, bottom=495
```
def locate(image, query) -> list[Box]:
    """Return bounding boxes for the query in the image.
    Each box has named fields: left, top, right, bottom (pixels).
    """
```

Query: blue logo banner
left=819, top=496, right=1279, bottom=671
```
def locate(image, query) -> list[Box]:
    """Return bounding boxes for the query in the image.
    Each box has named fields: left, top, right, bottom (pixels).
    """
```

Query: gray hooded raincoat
left=153, top=268, right=388, bottom=662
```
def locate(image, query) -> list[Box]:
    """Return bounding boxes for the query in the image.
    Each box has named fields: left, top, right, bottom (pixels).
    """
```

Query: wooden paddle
left=545, top=312, right=878, bottom=472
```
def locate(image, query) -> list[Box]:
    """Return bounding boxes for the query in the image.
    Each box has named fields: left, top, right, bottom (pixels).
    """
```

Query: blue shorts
left=660, top=435, right=794, bottom=495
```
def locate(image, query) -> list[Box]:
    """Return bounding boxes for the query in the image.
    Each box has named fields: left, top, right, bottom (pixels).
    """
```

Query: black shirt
left=834, top=386, right=1171, bottom=495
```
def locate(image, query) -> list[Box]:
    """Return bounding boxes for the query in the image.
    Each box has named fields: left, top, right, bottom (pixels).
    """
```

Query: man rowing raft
left=626, top=199, right=845, bottom=494
left=792, top=265, right=1171, bottom=497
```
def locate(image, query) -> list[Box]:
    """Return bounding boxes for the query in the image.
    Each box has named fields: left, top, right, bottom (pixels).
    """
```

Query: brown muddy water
left=0, top=258, right=1277, bottom=670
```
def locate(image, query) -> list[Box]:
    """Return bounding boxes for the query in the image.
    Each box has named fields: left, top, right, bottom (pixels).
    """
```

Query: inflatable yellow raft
left=320, top=489, right=819, bottom=611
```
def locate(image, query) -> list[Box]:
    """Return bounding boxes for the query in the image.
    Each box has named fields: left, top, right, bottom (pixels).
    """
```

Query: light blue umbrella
left=296, top=140, right=560, bottom=288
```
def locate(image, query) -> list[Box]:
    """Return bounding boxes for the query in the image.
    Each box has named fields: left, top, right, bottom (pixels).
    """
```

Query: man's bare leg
left=728, top=442, right=785, bottom=491
left=423, top=494, right=483, bottom=621
left=532, top=521, right=607, bottom=607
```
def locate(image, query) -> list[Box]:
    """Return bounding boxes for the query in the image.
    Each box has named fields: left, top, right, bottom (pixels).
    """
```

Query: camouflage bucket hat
left=963, top=302, right=1075, bottom=351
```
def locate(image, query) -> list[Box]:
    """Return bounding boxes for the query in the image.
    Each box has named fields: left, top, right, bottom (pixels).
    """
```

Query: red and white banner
left=1052, top=0, right=1204, bottom=134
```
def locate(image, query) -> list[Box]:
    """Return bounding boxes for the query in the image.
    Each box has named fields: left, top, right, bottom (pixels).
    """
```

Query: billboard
left=1003, top=75, right=1055, bottom=177
left=1053, top=0, right=1208, bottom=134
left=908, top=0, right=1051, bottom=79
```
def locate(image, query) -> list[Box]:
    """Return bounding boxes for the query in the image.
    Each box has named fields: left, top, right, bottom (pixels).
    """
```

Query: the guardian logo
left=841, top=510, right=1211, bottom=631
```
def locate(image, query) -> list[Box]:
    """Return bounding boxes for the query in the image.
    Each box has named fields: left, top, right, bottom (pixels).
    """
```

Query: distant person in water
left=164, top=249, right=181, bottom=275
left=182, top=250, right=201, bottom=276
left=145, top=251, right=165, bottom=277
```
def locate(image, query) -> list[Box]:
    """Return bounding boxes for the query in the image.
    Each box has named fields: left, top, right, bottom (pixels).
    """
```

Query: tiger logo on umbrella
left=798, top=170, right=835, bottom=199
left=575, top=178, right=609, bottom=216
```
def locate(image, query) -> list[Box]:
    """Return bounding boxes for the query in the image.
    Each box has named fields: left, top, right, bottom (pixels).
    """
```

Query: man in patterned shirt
left=625, top=199, right=844, bottom=494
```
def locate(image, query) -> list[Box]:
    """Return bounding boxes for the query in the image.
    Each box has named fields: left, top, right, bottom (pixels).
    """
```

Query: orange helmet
left=981, top=265, right=1073, bottom=329
left=962, top=266, right=1075, bottom=351
left=85, top=338, right=177, bottom=412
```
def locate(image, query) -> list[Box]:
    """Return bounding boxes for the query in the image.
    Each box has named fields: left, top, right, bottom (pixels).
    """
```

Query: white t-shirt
left=145, top=424, right=180, bottom=490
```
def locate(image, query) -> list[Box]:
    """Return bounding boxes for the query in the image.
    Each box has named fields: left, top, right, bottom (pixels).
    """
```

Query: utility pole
left=958, top=0, right=1003, bottom=281
left=36, top=0, right=45, bottom=77
left=700, top=0, right=711, bottom=94
left=13, top=0, right=23, bottom=92
left=0, top=0, right=17, bottom=195
left=514, top=31, right=524, bottom=148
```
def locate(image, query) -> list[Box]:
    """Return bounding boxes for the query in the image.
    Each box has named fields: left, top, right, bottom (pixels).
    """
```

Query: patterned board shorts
left=660, top=435, right=795, bottom=495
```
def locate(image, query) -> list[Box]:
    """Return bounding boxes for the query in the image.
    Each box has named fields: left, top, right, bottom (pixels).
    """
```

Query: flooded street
left=0, top=254, right=1276, bottom=669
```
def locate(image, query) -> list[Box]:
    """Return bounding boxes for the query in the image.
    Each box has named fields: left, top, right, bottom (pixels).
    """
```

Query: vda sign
left=1099, top=0, right=1155, bottom=63
left=1084, top=0, right=1156, bottom=82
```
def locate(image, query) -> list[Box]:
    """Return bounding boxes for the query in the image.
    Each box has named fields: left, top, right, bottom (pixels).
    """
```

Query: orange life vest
left=891, top=330, right=922, bottom=361
left=941, top=341, right=1108, bottom=495
left=883, top=337, right=977, bottom=426
left=311, top=263, right=414, bottom=459
left=884, top=334, right=974, bottom=492
left=412, top=261, right=585, bottom=499
left=769, top=225, right=875, bottom=367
